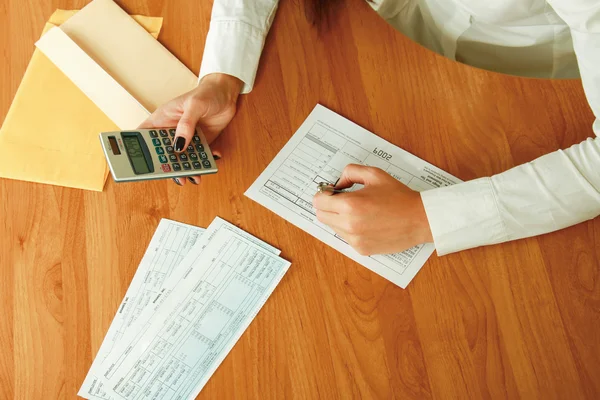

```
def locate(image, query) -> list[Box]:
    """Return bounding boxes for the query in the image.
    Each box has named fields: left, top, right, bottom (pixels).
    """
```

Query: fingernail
left=187, top=177, right=198, bottom=185
left=174, top=136, right=185, bottom=152
left=213, top=154, right=220, bottom=160
left=172, top=178, right=182, bottom=186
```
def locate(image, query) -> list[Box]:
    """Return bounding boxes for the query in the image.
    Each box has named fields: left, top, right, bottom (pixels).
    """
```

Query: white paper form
left=97, top=218, right=291, bottom=400
left=79, top=219, right=205, bottom=398
left=245, top=104, right=461, bottom=288
left=79, top=217, right=284, bottom=400
left=135, top=218, right=280, bottom=322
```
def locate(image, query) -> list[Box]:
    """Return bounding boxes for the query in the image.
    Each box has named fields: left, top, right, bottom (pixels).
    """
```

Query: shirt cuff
left=199, top=21, right=267, bottom=94
left=420, top=177, right=508, bottom=256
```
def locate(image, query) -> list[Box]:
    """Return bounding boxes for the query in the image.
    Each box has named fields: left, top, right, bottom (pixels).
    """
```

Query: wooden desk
left=1, top=1, right=599, bottom=398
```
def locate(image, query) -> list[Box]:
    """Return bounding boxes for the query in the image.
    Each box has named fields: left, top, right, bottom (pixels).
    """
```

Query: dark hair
left=304, top=0, right=344, bottom=28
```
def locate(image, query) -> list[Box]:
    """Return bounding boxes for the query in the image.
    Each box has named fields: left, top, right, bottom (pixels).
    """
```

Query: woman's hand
left=139, top=73, right=243, bottom=185
left=312, top=164, right=433, bottom=255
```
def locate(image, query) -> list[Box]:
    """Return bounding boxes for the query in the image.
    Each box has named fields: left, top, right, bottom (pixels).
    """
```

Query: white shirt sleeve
left=199, top=0, right=279, bottom=93
left=421, top=1, right=600, bottom=256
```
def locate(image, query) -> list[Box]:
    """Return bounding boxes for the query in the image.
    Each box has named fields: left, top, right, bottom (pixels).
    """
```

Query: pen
left=316, top=182, right=347, bottom=194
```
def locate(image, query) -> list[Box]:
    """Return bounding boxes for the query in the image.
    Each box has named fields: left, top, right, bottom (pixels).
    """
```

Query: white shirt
left=199, top=0, right=600, bottom=255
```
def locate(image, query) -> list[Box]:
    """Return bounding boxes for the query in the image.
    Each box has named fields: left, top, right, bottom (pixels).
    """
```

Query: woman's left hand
left=312, top=164, right=433, bottom=255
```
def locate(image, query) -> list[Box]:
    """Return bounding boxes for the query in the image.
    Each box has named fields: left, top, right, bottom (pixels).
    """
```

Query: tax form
left=245, top=104, right=461, bottom=288
left=80, top=217, right=289, bottom=400
left=80, top=219, right=205, bottom=398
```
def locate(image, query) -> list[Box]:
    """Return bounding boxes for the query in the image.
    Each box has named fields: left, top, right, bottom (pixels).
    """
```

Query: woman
left=140, top=0, right=600, bottom=257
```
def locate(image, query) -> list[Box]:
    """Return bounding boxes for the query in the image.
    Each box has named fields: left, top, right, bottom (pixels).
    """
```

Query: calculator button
left=149, top=130, right=158, bottom=138
left=199, top=152, right=208, bottom=160
left=202, top=160, right=212, bottom=168
left=158, top=155, right=168, bottom=163
left=179, top=154, right=188, bottom=161
left=192, top=136, right=201, bottom=143
left=166, top=146, right=174, bottom=154
left=155, top=147, right=165, bottom=155
left=195, top=144, right=204, bottom=152
left=193, top=161, right=202, bottom=170
left=162, top=138, right=172, bottom=146
left=159, top=129, right=168, bottom=137
left=152, top=138, right=161, bottom=146
left=161, top=164, right=171, bottom=172
left=189, top=152, right=198, bottom=161
left=169, top=154, right=178, bottom=162
left=182, top=162, right=191, bottom=170
left=169, top=129, right=176, bottom=137
left=172, top=163, right=181, bottom=171
left=187, top=145, right=195, bottom=152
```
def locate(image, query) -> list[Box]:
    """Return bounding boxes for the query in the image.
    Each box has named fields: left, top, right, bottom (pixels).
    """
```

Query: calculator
left=100, top=128, right=218, bottom=182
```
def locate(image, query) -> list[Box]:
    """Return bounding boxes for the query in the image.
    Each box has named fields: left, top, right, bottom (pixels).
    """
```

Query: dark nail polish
left=187, top=177, right=198, bottom=185
left=174, top=136, right=186, bottom=152
left=213, top=154, right=220, bottom=160
left=172, top=178, right=182, bottom=186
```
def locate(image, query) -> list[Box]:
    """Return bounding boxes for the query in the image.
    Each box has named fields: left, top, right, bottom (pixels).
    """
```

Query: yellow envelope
left=0, top=10, right=161, bottom=191
left=0, top=1, right=195, bottom=191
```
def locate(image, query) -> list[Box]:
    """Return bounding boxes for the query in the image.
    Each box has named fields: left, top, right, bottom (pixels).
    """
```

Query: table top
left=1, top=1, right=599, bottom=399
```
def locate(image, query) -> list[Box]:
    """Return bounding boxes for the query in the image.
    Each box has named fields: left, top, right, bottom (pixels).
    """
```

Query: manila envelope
left=0, top=0, right=198, bottom=191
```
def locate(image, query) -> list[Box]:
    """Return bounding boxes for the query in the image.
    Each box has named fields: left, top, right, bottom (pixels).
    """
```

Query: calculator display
left=123, top=135, right=150, bottom=174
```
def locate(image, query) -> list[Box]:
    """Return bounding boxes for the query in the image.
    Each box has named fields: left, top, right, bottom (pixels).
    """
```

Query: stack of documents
left=0, top=0, right=198, bottom=191
left=246, top=105, right=461, bottom=288
left=79, top=217, right=290, bottom=399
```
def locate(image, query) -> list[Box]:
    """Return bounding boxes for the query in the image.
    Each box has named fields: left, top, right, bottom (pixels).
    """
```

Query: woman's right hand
left=139, top=73, right=243, bottom=186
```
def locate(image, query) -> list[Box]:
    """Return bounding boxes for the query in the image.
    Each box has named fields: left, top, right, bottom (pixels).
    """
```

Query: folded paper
left=0, top=0, right=198, bottom=191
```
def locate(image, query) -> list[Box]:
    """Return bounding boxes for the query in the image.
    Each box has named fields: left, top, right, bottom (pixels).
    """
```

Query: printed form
left=246, top=104, right=461, bottom=288
left=80, top=217, right=289, bottom=400
left=79, top=219, right=205, bottom=398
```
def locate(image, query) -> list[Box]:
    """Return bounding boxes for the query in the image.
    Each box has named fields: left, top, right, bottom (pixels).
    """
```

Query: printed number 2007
left=373, top=147, right=392, bottom=161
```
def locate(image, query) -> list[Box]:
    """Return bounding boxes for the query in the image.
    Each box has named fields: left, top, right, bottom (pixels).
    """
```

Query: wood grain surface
left=1, top=0, right=599, bottom=399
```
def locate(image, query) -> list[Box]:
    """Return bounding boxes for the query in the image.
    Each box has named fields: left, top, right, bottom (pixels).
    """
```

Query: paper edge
left=35, top=26, right=150, bottom=130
